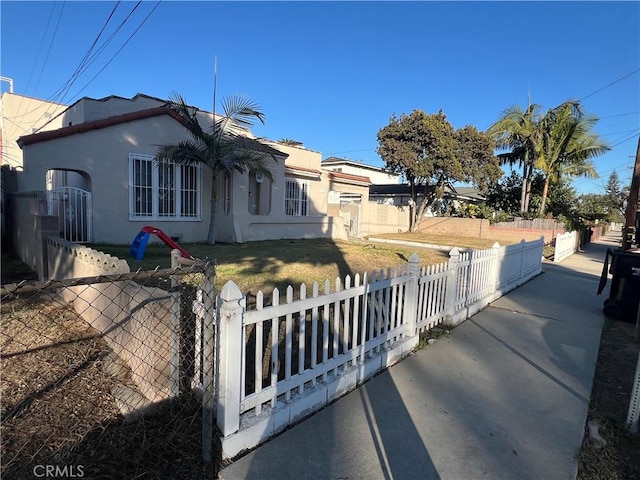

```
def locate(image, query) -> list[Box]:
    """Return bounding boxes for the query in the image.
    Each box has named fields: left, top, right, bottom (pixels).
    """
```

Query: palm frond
left=166, top=91, right=208, bottom=142
left=156, top=140, right=210, bottom=166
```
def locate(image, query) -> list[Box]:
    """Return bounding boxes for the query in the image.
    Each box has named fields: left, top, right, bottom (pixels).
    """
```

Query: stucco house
left=17, top=93, right=346, bottom=244
left=321, top=156, right=401, bottom=184
left=369, top=183, right=486, bottom=217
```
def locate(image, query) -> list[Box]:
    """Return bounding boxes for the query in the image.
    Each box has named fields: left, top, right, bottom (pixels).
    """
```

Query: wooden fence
left=214, top=238, right=544, bottom=459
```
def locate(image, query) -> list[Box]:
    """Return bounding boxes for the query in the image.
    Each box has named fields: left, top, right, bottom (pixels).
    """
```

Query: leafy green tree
left=487, top=103, right=544, bottom=214
left=545, top=179, right=578, bottom=219
left=157, top=93, right=281, bottom=244
left=576, top=193, right=609, bottom=222
left=377, top=109, right=500, bottom=231
left=486, top=171, right=522, bottom=214
left=536, top=101, right=610, bottom=216
left=603, top=170, right=626, bottom=223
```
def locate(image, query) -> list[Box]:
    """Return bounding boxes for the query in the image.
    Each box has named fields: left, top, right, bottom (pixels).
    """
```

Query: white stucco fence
left=554, top=231, right=578, bottom=263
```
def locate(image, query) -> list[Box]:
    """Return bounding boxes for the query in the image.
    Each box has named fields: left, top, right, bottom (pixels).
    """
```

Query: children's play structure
left=129, top=226, right=194, bottom=260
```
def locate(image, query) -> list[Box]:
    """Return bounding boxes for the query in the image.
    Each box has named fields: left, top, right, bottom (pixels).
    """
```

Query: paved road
left=219, top=233, right=619, bottom=480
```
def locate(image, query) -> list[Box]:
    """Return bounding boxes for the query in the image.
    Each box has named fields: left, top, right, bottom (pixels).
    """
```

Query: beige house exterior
left=0, top=92, right=67, bottom=168
left=18, top=93, right=346, bottom=245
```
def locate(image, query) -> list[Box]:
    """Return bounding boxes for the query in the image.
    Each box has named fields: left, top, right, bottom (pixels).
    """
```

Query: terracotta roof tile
left=18, top=106, right=288, bottom=159
left=285, top=165, right=322, bottom=175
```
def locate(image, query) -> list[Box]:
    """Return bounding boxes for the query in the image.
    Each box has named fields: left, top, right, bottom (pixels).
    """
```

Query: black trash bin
left=597, top=248, right=640, bottom=323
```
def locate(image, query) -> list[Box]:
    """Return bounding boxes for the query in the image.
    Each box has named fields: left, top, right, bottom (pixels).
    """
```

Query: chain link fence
left=1, top=259, right=218, bottom=480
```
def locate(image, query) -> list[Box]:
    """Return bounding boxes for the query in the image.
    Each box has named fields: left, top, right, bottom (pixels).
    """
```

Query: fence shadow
left=230, top=368, right=441, bottom=480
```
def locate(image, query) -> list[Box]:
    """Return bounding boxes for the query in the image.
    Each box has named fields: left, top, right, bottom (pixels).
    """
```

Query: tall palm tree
left=536, top=101, right=610, bottom=215
left=157, top=93, right=281, bottom=244
left=487, top=103, right=544, bottom=214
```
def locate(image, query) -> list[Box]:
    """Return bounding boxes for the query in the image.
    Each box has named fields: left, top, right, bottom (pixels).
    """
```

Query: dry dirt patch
left=578, top=320, right=640, bottom=480
left=1, top=295, right=217, bottom=480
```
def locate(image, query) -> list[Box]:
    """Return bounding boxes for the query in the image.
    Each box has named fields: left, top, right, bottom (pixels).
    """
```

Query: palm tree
left=487, top=103, right=544, bottom=214
left=536, top=101, right=610, bottom=215
left=157, top=93, right=281, bottom=244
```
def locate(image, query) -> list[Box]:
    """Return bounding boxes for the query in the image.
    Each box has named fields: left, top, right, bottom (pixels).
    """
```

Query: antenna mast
left=213, top=55, right=217, bottom=126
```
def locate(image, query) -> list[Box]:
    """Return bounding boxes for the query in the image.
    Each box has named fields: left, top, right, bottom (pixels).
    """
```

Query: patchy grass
left=577, top=320, right=640, bottom=480
left=94, top=238, right=451, bottom=297
left=417, top=326, right=450, bottom=349
left=368, top=232, right=510, bottom=250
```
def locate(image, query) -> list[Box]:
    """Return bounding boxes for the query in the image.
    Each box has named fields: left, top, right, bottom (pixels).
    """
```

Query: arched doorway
left=45, top=169, right=93, bottom=243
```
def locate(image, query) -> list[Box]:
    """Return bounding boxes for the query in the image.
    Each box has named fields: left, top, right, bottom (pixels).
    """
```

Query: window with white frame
left=285, top=178, right=309, bottom=216
left=129, top=153, right=201, bottom=220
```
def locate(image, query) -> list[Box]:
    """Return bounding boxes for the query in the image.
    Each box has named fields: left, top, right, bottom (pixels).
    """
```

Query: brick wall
left=417, top=217, right=560, bottom=244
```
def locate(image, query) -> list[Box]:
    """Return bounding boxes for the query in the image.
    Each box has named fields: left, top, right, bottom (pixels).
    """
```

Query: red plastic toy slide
left=129, top=226, right=193, bottom=260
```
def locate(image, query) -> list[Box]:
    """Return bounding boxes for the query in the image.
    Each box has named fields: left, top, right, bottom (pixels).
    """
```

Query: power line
left=68, top=1, right=161, bottom=100
left=32, top=2, right=66, bottom=95
left=10, top=1, right=160, bottom=136
left=579, top=69, right=640, bottom=102
left=10, top=3, right=66, bottom=132
left=599, top=111, right=640, bottom=119
left=3, top=2, right=122, bottom=123
left=48, top=1, right=123, bottom=104
left=610, top=132, right=640, bottom=149
left=573, top=160, right=635, bottom=186
left=23, top=2, right=59, bottom=96
left=69, top=2, right=143, bottom=96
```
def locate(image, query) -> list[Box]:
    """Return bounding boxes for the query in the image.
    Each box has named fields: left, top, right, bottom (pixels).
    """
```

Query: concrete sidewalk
left=218, top=233, right=619, bottom=480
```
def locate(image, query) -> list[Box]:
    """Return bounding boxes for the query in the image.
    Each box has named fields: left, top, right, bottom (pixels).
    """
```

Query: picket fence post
left=404, top=253, right=420, bottom=337
left=444, top=248, right=460, bottom=326
left=490, top=242, right=501, bottom=297
left=216, top=280, right=245, bottom=438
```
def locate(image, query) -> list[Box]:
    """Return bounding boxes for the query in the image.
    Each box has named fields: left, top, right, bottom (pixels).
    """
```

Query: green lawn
left=93, top=238, right=452, bottom=297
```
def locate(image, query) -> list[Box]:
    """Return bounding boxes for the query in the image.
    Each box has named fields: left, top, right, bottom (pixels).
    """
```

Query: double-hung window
left=129, top=153, right=201, bottom=220
left=285, top=178, right=309, bottom=216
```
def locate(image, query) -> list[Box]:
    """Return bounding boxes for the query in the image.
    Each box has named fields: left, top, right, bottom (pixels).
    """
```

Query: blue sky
left=2, top=1, right=639, bottom=195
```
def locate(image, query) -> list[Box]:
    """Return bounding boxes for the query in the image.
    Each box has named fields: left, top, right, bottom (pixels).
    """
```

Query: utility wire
left=68, top=1, right=161, bottom=100
left=68, top=1, right=142, bottom=97
left=4, top=2, right=121, bottom=122
left=16, top=1, right=159, bottom=135
left=32, top=2, right=66, bottom=95
left=48, top=1, right=122, bottom=104
left=10, top=3, right=66, bottom=129
left=23, top=2, right=58, bottom=96
left=579, top=69, right=640, bottom=102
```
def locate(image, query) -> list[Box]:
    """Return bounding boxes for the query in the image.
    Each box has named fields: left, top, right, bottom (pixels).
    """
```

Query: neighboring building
left=0, top=92, right=67, bottom=168
left=321, top=156, right=401, bottom=185
left=322, top=170, right=371, bottom=238
left=369, top=184, right=486, bottom=216
left=17, top=93, right=346, bottom=244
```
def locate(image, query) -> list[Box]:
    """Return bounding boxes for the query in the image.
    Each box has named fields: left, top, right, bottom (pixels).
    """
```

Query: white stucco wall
left=1, top=93, right=67, bottom=168
left=322, top=160, right=400, bottom=184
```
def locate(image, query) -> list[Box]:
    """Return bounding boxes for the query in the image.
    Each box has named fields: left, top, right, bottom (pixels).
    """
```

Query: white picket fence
left=214, top=238, right=544, bottom=459
left=554, top=231, right=578, bottom=263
